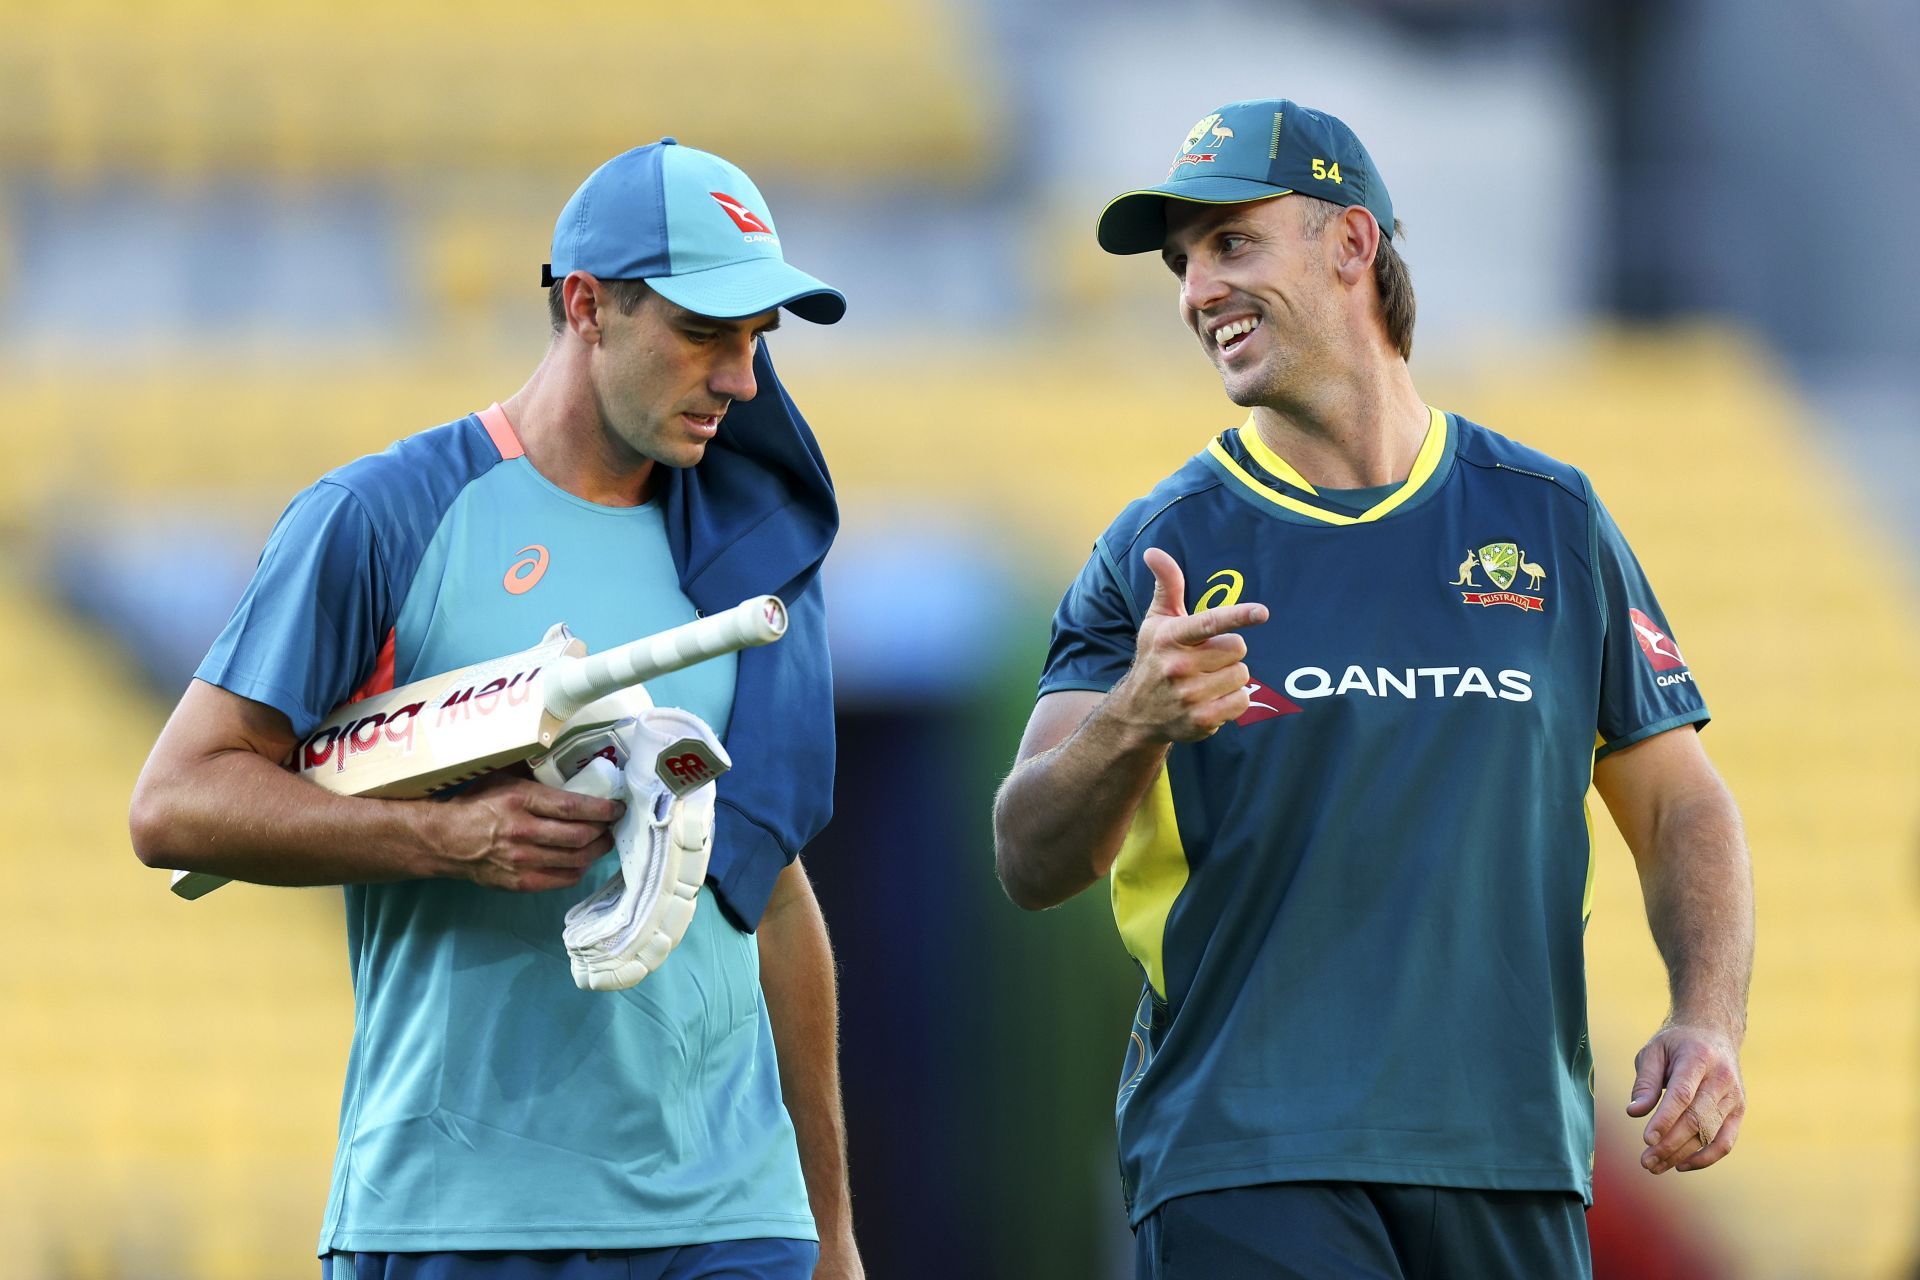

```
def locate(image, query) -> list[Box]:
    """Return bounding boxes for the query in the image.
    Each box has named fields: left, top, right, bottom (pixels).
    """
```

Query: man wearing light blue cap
left=996, top=99, right=1753, bottom=1277
left=541, top=136, right=846, bottom=324
left=132, top=139, right=861, bottom=1279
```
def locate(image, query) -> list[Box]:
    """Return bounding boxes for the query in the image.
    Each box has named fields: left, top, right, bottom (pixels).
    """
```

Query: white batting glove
left=557, top=706, right=729, bottom=992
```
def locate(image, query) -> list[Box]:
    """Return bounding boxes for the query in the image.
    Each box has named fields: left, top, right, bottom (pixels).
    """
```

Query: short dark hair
left=548, top=277, right=655, bottom=332
left=1373, top=227, right=1414, bottom=362
left=1299, top=198, right=1416, bottom=361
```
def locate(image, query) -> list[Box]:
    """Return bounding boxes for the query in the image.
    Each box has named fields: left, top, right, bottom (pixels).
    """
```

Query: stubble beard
left=1216, top=343, right=1298, bottom=410
left=593, top=365, right=708, bottom=472
left=620, top=418, right=707, bottom=470
left=1214, top=310, right=1337, bottom=412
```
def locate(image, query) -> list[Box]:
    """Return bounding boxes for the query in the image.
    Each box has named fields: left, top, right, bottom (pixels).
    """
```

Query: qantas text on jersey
left=1270, top=664, right=1534, bottom=702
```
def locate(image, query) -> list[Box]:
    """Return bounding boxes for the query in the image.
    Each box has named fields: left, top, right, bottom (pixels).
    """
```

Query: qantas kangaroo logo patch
left=1236, top=677, right=1303, bottom=724
left=1628, top=608, right=1686, bottom=672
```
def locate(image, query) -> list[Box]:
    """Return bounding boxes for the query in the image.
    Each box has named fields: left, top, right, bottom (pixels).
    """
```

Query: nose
left=710, top=337, right=759, bottom=402
left=1180, top=256, right=1230, bottom=315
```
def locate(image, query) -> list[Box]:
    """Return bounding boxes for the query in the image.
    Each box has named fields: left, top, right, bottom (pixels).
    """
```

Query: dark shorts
left=321, top=1240, right=819, bottom=1280
left=1135, top=1182, right=1590, bottom=1280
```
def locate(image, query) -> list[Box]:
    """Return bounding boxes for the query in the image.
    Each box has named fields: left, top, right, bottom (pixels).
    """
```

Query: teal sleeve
left=1589, top=488, right=1709, bottom=759
left=194, top=480, right=391, bottom=735
left=1037, top=540, right=1138, bottom=698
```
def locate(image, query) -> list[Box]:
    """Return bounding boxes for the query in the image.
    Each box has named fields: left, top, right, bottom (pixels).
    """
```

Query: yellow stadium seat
left=0, top=0, right=997, bottom=184
left=0, top=577, right=353, bottom=1278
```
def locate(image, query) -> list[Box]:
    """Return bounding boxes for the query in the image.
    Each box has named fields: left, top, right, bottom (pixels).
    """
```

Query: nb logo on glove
left=658, top=741, right=723, bottom=795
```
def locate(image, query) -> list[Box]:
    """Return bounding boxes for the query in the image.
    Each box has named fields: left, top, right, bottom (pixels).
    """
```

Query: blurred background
left=2, top=0, right=1916, bottom=1276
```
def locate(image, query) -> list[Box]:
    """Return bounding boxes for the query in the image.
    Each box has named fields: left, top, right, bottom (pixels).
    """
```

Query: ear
left=1331, top=206, right=1380, bottom=288
left=563, top=272, right=604, bottom=344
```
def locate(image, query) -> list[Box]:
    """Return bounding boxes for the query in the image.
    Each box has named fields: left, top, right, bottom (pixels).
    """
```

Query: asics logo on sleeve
left=503, top=544, right=550, bottom=595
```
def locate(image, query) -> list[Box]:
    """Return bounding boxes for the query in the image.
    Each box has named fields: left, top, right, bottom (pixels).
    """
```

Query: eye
left=683, top=328, right=718, bottom=344
left=1219, top=233, right=1247, bottom=254
left=1163, top=255, right=1187, bottom=279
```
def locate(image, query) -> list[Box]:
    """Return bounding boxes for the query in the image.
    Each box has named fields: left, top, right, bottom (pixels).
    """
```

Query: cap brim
left=647, top=257, right=847, bottom=325
left=1096, top=179, right=1294, bottom=255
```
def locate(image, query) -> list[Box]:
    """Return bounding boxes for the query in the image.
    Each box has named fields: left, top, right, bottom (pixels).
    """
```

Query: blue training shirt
left=198, top=404, right=813, bottom=1252
left=1039, top=408, right=1709, bottom=1224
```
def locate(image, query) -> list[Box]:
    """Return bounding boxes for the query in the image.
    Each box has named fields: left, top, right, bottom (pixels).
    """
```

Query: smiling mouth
left=1210, top=315, right=1262, bottom=354
left=681, top=409, right=726, bottom=436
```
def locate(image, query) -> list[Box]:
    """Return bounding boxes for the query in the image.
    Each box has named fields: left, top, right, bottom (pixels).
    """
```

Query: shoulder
left=316, top=414, right=509, bottom=530
left=1448, top=414, right=1596, bottom=508
left=1093, top=449, right=1228, bottom=563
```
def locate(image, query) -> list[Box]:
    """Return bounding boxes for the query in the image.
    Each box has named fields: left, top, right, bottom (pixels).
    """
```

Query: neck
left=499, top=343, right=657, bottom=506
left=1247, top=355, right=1428, bottom=490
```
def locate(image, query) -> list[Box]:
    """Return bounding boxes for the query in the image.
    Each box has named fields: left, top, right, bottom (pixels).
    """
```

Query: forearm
left=758, top=868, right=856, bottom=1249
left=1634, top=781, right=1754, bottom=1039
left=130, top=746, right=438, bottom=885
left=992, top=698, right=1168, bottom=910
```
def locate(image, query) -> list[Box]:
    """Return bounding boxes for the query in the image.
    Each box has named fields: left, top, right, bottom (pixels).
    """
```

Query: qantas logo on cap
left=1628, top=608, right=1687, bottom=673
left=710, top=191, right=777, bottom=242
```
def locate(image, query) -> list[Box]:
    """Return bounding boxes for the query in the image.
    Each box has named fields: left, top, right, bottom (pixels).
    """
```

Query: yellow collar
left=1207, top=406, right=1449, bottom=526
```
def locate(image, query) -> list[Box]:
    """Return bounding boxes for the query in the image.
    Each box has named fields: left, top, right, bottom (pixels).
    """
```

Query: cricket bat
left=168, top=594, right=787, bottom=900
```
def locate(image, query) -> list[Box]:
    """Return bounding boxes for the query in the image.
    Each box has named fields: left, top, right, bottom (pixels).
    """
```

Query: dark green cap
left=1097, top=98, right=1394, bottom=255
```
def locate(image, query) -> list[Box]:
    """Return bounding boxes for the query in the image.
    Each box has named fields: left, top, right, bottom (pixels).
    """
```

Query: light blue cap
left=545, top=139, right=845, bottom=324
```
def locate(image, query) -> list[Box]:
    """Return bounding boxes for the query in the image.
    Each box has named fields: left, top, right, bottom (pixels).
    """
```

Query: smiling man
left=131, top=141, right=862, bottom=1280
left=992, top=99, right=1755, bottom=1278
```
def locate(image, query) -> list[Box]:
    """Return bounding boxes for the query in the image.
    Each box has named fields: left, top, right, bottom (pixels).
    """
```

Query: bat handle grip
left=544, top=595, right=787, bottom=723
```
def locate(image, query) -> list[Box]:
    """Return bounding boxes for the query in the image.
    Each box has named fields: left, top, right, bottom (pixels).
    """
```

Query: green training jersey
left=1039, top=410, right=1708, bottom=1223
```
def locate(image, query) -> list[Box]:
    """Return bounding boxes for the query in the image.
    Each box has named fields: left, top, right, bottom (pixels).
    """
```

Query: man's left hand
left=1626, top=1023, right=1746, bottom=1174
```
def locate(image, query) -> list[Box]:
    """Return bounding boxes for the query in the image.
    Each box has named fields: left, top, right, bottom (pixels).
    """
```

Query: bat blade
left=293, top=630, right=583, bottom=799
left=167, top=630, right=583, bottom=902
left=167, top=597, right=785, bottom=901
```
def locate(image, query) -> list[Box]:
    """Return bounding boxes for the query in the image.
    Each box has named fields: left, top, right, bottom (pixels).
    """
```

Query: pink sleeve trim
left=477, top=402, right=525, bottom=460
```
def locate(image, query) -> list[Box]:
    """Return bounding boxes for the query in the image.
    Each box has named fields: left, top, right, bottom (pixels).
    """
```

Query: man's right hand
left=429, top=772, right=623, bottom=893
left=1108, top=547, right=1270, bottom=743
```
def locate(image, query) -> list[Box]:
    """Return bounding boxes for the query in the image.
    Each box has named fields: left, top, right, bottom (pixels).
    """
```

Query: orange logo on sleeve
left=503, top=544, right=550, bottom=595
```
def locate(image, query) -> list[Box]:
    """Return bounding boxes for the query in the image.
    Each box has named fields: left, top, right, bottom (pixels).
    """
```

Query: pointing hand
left=1110, top=547, right=1270, bottom=743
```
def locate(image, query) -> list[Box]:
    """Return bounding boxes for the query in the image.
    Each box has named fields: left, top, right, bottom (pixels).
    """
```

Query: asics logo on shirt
left=1195, top=568, right=1246, bottom=612
left=503, top=544, right=550, bottom=595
